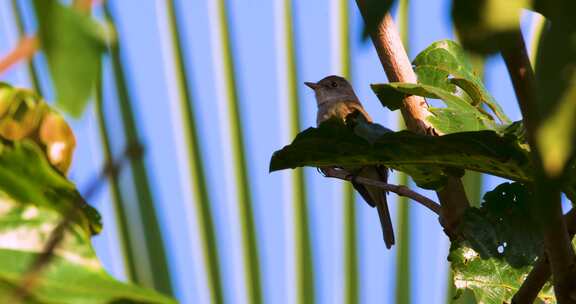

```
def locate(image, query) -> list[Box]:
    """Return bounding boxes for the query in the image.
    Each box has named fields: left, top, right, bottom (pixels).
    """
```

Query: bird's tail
left=374, top=191, right=395, bottom=249
left=349, top=166, right=395, bottom=249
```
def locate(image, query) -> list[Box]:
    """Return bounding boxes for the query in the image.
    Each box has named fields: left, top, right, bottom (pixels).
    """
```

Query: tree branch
left=353, top=3, right=469, bottom=235
left=512, top=208, right=576, bottom=303
left=501, top=30, right=576, bottom=303
left=322, top=168, right=441, bottom=215
left=0, top=37, right=38, bottom=75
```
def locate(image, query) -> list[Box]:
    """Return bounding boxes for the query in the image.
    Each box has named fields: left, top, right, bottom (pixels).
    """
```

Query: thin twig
left=322, top=168, right=441, bottom=215
left=352, top=3, right=469, bottom=235
left=11, top=144, right=142, bottom=303
left=0, top=37, right=38, bottom=75
left=501, top=30, right=576, bottom=303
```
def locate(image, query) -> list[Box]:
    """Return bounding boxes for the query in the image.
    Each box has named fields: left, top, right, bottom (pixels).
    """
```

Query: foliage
left=456, top=182, right=543, bottom=268
left=450, top=0, right=576, bottom=179
left=448, top=244, right=554, bottom=304
left=270, top=114, right=532, bottom=190
left=0, top=138, right=173, bottom=303
left=33, top=0, right=111, bottom=117
left=451, top=0, right=529, bottom=54
left=372, top=40, right=509, bottom=134
left=0, top=83, right=76, bottom=174
left=1, top=0, right=574, bottom=302
left=533, top=2, right=576, bottom=177
left=272, top=26, right=576, bottom=300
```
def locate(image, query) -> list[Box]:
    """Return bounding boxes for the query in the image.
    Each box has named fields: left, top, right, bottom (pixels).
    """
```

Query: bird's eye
left=330, top=81, right=338, bottom=88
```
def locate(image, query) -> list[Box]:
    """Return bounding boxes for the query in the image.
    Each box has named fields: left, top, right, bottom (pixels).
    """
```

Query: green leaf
left=451, top=0, right=530, bottom=54
left=449, top=244, right=554, bottom=304
left=412, top=40, right=509, bottom=123
left=456, top=182, right=543, bottom=268
left=33, top=0, right=110, bottom=117
left=0, top=140, right=173, bottom=303
left=372, top=40, right=510, bottom=133
left=371, top=82, right=498, bottom=134
left=270, top=116, right=531, bottom=190
left=360, top=0, right=395, bottom=40
left=0, top=140, right=101, bottom=235
left=0, top=194, right=174, bottom=304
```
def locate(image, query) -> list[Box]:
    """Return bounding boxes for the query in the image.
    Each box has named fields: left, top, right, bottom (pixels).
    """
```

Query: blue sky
left=0, top=0, right=542, bottom=303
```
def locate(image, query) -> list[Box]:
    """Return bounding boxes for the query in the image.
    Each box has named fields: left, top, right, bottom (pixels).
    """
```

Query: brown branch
left=322, top=168, right=441, bottom=215
left=11, top=144, right=141, bottom=303
left=513, top=207, right=576, bottom=303
left=353, top=3, right=469, bottom=236
left=501, top=30, right=576, bottom=303
left=0, top=37, right=38, bottom=75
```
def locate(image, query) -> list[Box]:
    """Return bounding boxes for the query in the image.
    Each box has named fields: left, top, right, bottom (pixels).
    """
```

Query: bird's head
left=305, top=75, right=358, bottom=105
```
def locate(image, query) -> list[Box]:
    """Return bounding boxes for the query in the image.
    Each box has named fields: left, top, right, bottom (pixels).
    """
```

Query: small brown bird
left=305, top=75, right=395, bottom=249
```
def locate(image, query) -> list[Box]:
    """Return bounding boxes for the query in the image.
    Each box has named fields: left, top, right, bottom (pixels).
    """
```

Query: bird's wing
left=346, top=101, right=373, bottom=123
left=316, top=100, right=373, bottom=125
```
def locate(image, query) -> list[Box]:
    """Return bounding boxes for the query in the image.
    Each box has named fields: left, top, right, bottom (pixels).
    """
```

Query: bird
left=305, top=75, right=395, bottom=249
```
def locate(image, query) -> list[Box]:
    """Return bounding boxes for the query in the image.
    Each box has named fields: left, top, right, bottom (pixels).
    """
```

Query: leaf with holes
left=456, top=182, right=543, bottom=268
left=449, top=244, right=555, bottom=304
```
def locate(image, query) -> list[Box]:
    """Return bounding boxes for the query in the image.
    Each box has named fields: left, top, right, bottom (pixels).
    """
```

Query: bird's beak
left=304, top=82, right=320, bottom=90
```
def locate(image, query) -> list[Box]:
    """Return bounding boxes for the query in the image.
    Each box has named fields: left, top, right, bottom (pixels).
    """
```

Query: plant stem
left=103, top=5, right=174, bottom=296
left=332, top=0, right=359, bottom=303
left=280, top=0, right=315, bottom=303
left=0, top=37, right=38, bottom=75
left=353, top=2, right=469, bottom=235
left=213, top=0, right=262, bottom=302
left=323, top=169, right=441, bottom=215
left=94, top=61, right=137, bottom=283
left=395, top=1, right=411, bottom=302
left=500, top=30, right=576, bottom=303
left=162, top=1, right=224, bottom=303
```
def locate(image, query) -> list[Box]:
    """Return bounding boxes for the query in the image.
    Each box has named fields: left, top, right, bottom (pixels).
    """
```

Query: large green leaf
left=0, top=194, right=174, bottom=304
left=456, top=182, right=543, bottom=268
left=372, top=82, right=498, bottom=134
left=0, top=140, right=174, bottom=303
left=270, top=116, right=531, bottom=190
left=451, top=0, right=529, bottom=54
left=449, top=244, right=554, bottom=304
left=0, top=140, right=101, bottom=235
left=33, top=0, right=110, bottom=117
left=412, top=40, right=510, bottom=124
left=372, top=40, right=510, bottom=134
